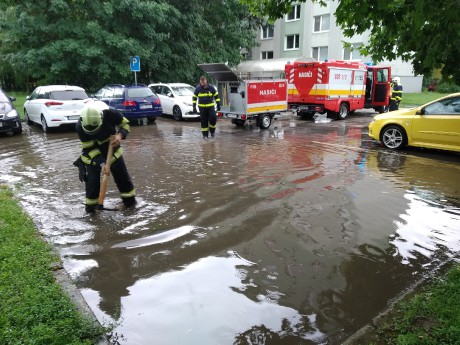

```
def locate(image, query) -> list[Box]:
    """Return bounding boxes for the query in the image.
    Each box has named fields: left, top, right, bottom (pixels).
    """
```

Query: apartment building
left=239, top=1, right=423, bottom=92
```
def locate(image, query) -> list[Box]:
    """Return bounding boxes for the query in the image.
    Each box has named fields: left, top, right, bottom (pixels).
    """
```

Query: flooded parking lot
left=1, top=112, right=460, bottom=344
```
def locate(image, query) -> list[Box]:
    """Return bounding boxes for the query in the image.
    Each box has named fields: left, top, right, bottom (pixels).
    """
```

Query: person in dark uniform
left=75, top=101, right=136, bottom=213
left=193, top=76, right=220, bottom=138
left=389, top=77, right=403, bottom=111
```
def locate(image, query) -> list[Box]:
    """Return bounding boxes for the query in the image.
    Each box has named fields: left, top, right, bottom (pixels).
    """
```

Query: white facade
left=243, top=1, right=423, bottom=92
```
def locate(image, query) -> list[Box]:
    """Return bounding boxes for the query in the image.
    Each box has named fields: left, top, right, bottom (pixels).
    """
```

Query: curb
left=52, top=260, right=109, bottom=345
left=342, top=255, right=459, bottom=344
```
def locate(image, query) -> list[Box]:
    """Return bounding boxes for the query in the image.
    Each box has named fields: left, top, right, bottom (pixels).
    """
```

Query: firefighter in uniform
left=193, top=76, right=220, bottom=138
left=75, top=101, right=136, bottom=213
left=389, top=77, right=403, bottom=111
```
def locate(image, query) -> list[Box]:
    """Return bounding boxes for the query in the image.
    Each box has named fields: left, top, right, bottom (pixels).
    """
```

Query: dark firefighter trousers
left=389, top=99, right=400, bottom=111
left=85, top=156, right=135, bottom=209
left=199, top=106, right=217, bottom=137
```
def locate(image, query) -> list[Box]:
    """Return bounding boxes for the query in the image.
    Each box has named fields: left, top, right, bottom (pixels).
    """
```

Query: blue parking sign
left=130, top=56, right=140, bottom=72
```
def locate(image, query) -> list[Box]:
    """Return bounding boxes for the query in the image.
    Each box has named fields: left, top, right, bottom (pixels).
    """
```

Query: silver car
left=149, top=83, right=199, bottom=121
left=24, top=85, right=90, bottom=132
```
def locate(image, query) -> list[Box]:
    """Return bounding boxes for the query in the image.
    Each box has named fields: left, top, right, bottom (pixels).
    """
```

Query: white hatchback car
left=24, top=85, right=90, bottom=132
left=149, top=83, right=199, bottom=121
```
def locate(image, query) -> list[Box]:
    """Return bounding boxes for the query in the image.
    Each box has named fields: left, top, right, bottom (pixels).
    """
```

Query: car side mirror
left=240, top=91, right=245, bottom=99
left=26, top=96, right=31, bottom=100
left=415, top=108, right=424, bottom=115
left=9, top=96, right=16, bottom=102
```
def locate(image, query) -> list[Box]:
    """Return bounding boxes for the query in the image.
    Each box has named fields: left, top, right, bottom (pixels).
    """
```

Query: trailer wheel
left=337, top=103, right=350, bottom=120
left=258, top=114, right=272, bottom=129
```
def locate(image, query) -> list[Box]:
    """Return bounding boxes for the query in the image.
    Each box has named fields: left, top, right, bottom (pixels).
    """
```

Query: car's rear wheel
left=24, top=109, right=33, bottom=125
left=148, top=117, right=156, bottom=123
left=381, top=125, right=407, bottom=150
left=41, top=115, right=49, bottom=133
left=173, top=106, right=182, bottom=121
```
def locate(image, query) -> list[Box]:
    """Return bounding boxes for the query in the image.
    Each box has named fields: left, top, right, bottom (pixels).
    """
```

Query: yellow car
left=368, top=93, right=460, bottom=152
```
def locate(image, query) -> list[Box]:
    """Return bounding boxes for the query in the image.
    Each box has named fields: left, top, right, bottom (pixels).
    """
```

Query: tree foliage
left=0, top=0, right=259, bottom=91
left=240, top=0, right=460, bottom=84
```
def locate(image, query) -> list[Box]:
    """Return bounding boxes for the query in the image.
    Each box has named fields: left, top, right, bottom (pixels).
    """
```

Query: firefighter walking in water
left=389, top=77, right=403, bottom=111
left=75, top=101, right=136, bottom=213
left=193, top=76, right=220, bottom=138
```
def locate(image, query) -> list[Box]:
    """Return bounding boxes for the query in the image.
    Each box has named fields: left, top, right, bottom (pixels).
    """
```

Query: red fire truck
left=286, top=60, right=391, bottom=120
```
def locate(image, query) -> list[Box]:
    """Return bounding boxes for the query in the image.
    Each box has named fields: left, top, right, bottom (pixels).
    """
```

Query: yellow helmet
left=81, top=101, right=108, bottom=134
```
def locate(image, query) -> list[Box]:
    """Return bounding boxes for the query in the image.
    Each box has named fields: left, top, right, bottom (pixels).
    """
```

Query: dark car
left=0, top=89, right=22, bottom=135
left=93, top=84, right=162, bottom=122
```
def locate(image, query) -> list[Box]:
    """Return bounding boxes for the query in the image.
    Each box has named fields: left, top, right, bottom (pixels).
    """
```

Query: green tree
left=240, top=0, right=460, bottom=84
left=0, top=0, right=259, bottom=91
left=151, top=0, right=261, bottom=84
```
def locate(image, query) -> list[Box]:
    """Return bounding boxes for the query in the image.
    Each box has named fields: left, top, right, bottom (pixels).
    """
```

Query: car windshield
left=127, top=87, right=154, bottom=98
left=172, top=86, right=195, bottom=96
left=0, top=92, right=9, bottom=102
left=50, top=90, right=88, bottom=100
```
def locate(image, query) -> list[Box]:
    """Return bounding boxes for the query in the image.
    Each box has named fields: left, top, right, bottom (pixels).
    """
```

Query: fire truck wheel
left=258, top=114, right=272, bottom=129
left=337, top=103, right=350, bottom=120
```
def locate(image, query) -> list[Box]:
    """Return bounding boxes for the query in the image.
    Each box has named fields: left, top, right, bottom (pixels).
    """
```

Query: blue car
left=93, top=84, right=162, bottom=122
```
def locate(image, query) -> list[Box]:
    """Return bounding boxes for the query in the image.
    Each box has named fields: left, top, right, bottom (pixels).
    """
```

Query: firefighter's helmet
left=81, top=101, right=108, bottom=134
left=392, top=77, right=400, bottom=84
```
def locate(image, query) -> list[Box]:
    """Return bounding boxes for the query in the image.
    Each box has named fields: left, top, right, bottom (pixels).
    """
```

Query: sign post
left=130, top=56, right=141, bottom=85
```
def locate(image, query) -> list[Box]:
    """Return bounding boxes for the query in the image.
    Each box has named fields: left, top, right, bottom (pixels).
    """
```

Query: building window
left=261, top=51, right=274, bottom=59
left=312, top=46, right=328, bottom=61
left=286, top=4, right=301, bottom=21
left=261, top=25, right=274, bottom=39
left=343, top=43, right=363, bottom=60
left=314, top=14, right=330, bottom=32
left=285, top=34, right=300, bottom=50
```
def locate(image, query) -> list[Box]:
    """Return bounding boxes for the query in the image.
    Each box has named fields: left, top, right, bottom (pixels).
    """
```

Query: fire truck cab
left=286, top=60, right=391, bottom=120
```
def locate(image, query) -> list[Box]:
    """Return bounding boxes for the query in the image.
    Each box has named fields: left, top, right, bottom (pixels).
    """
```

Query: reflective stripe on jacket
left=76, top=108, right=130, bottom=166
left=390, top=83, right=403, bottom=102
left=193, top=84, right=220, bottom=108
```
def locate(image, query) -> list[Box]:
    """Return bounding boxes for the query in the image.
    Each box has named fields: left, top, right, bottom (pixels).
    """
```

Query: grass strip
left=0, top=185, right=106, bottom=345
left=368, top=264, right=460, bottom=344
left=400, top=91, right=445, bottom=108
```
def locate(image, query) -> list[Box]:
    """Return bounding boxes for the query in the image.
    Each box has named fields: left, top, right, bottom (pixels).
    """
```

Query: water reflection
left=1, top=118, right=459, bottom=344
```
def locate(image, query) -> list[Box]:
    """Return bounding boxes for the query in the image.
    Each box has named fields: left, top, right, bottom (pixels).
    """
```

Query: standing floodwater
left=1, top=113, right=459, bottom=344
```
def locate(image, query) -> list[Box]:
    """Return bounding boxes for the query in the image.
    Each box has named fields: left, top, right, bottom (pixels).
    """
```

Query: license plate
left=68, top=115, right=80, bottom=120
left=226, top=114, right=237, bottom=118
left=140, top=104, right=153, bottom=109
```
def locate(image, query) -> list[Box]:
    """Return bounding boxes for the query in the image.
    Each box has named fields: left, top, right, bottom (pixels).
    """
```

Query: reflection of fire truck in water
left=239, top=125, right=366, bottom=200
left=286, top=60, right=391, bottom=120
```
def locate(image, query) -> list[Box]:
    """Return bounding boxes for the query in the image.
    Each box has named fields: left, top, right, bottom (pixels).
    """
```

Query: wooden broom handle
left=98, top=136, right=114, bottom=206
